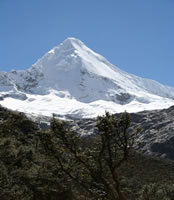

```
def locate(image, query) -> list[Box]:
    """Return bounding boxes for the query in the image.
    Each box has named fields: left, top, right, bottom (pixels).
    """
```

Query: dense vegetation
left=0, top=105, right=174, bottom=200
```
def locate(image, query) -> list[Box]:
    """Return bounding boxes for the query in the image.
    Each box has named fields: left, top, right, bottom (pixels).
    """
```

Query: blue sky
left=0, top=0, right=174, bottom=86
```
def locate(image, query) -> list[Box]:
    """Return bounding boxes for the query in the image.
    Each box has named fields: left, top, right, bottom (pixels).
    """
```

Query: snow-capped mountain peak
left=32, top=37, right=114, bottom=74
left=61, top=37, right=85, bottom=49
left=0, top=38, right=174, bottom=119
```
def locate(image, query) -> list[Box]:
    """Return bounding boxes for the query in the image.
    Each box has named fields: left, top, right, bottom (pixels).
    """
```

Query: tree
left=139, top=183, right=174, bottom=200
left=40, top=112, right=141, bottom=200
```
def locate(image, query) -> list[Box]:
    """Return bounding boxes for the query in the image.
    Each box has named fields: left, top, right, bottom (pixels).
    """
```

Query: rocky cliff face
left=57, top=106, right=174, bottom=160
left=131, top=106, right=174, bottom=159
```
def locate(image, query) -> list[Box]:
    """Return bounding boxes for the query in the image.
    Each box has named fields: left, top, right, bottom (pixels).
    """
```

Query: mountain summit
left=0, top=38, right=174, bottom=118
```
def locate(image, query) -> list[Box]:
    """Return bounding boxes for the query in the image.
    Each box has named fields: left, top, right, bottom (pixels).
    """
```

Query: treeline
left=0, top=105, right=174, bottom=200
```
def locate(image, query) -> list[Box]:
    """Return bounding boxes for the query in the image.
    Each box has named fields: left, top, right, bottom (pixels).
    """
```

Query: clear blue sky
left=0, top=0, right=174, bottom=86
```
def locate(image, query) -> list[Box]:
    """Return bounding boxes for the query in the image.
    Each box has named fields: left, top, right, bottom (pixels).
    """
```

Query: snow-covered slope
left=0, top=37, right=174, bottom=118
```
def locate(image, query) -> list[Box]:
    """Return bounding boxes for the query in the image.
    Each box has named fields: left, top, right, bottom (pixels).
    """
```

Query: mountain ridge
left=0, top=37, right=174, bottom=118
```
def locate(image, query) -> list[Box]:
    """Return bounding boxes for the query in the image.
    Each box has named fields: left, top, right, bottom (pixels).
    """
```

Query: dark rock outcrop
left=130, top=106, right=174, bottom=159
left=71, top=106, right=174, bottom=160
left=33, top=105, right=174, bottom=160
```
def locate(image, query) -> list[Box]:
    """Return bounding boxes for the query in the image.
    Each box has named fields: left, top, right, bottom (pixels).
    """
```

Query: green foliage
left=39, top=112, right=140, bottom=199
left=0, top=106, right=73, bottom=200
left=139, top=183, right=174, bottom=200
left=0, top=106, right=174, bottom=200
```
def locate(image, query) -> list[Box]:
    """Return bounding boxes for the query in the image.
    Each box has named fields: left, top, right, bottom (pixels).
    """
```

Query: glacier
left=0, top=37, right=174, bottom=119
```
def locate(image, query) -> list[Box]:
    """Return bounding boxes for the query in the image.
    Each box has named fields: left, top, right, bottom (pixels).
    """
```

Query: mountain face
left=0, top=37, right=174, bottom=118
left=33, top=105, right=174, bottom=160
left=60, top=106, right=174, bottom=160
